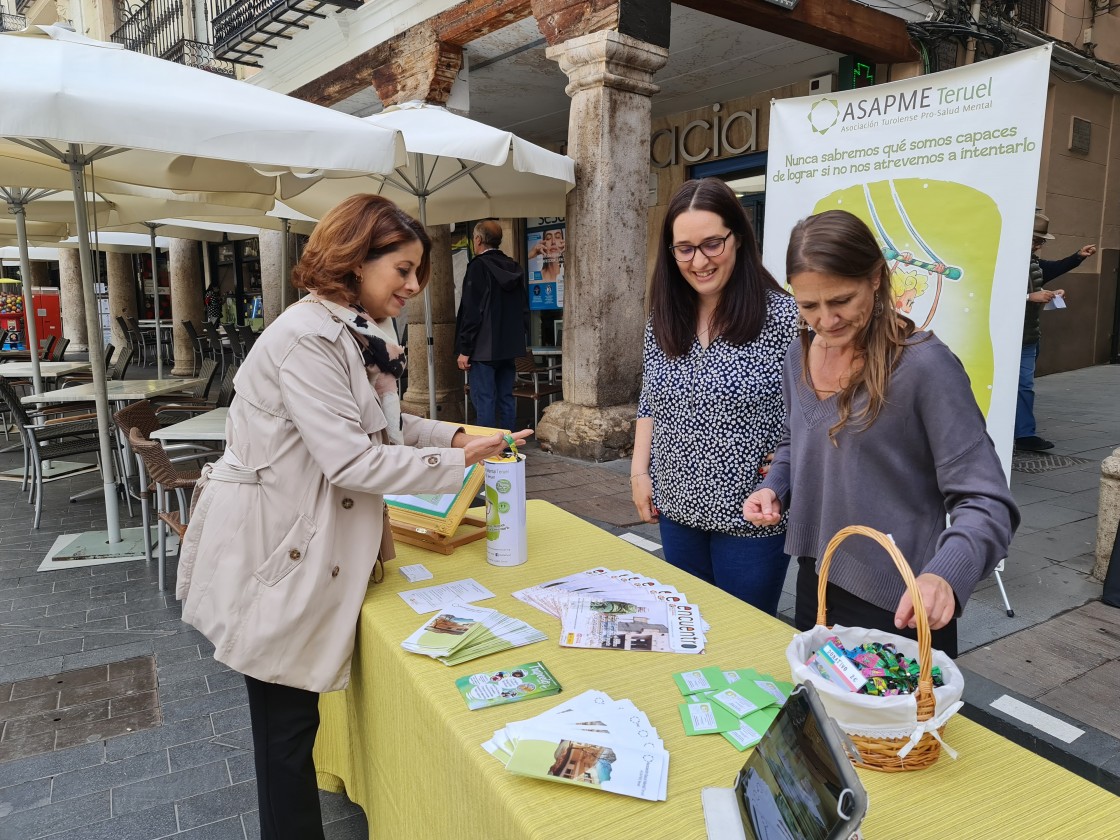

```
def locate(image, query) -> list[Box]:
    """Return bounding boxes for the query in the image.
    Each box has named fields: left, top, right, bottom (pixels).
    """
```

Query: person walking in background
left=455, top=219, right=528, bottom=429
left=743, top=210, right=1019, bottom=658
left=203, top=280, right=222, bottom=323
left=176, top=195, right=530, bottom=840
left=631, top=177, right=798, bottom=615
left=1015, top=211, right=1097, bottom=452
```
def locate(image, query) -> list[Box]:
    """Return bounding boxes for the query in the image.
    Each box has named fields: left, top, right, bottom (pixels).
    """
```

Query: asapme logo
left=807, top=75, right=995, bottom=136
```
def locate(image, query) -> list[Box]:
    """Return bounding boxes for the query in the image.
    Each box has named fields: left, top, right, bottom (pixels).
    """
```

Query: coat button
left=424, top=454, right=440, bottom=466
left=341, top=498, right=354, bottom=509
left=289, top=549, right=301, bottom=561
left=331, top=566, right=340, bottom=577
left=331, top=315, right=342, bottom=323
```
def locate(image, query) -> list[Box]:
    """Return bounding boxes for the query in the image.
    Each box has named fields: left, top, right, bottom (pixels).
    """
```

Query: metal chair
left=0, top=378, right=106, bottom=528
left=127, top=426, right=202, bottom=591
left=512, top=354, right=563, bottom=428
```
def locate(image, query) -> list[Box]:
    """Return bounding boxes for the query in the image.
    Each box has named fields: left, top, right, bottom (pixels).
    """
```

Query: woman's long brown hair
left=786, top=210, right=922, bottom=442
left=649, top=178, right=783, bottom=357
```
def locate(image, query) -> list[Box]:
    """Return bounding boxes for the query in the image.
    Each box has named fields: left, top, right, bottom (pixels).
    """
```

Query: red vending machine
left=32, top=289, right=63, bottom=347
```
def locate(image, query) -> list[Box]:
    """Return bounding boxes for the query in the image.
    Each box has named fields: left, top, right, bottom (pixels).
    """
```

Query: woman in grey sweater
left=742, top=210, right=1019, bottom=657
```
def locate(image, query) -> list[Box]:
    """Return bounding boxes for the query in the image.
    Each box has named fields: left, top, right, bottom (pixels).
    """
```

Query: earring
left=798, top=314, right=810, bottom=332
left=873, top=298, right=884, bottom=317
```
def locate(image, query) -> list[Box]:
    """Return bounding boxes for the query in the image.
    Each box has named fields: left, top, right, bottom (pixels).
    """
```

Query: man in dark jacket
left=455, top=220, right=527, bottom=428
left=1016, top=212, right=1097, bottom=451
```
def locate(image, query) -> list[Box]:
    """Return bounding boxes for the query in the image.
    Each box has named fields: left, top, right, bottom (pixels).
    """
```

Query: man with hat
left=1016, top=212, right=1097, bottom=451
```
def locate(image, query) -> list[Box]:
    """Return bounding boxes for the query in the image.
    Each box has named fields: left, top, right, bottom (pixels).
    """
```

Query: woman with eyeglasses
left=631, top=177, right=798, bottom=614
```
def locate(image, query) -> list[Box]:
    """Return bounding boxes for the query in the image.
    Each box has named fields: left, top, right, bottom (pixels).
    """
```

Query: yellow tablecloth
left=314, top=501, right=1120, bottom=839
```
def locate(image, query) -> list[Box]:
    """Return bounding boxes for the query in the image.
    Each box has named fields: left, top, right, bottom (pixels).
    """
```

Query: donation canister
left=484, top=453, right=527, bottom=566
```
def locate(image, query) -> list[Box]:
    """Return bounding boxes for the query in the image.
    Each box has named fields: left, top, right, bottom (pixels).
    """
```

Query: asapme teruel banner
left=762, top=45, right=1051, bottom=476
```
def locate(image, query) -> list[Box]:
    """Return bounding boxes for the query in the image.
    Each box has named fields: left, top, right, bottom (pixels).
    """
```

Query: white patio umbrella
left=0, top=24, right=401, bottom=549
left=0, top=246, right=60, bottom=262
left=97, top=203, right=320, bottom=351
left=281, top=101, right=575, bottom=418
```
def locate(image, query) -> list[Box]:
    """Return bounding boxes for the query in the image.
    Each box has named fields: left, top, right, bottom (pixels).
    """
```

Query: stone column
left=1094, top=448, right=1120, bottom=581
left=105, top=252, right=137, bottom=351
left=536, top=30, right=669, bottom=460
left=401, top=224, right=464, bottom=422
left=58, top=248, right=88, bottom=352
left=169, top=239, right=204, bottom=376
left=260, top=229, right=299, bottom=326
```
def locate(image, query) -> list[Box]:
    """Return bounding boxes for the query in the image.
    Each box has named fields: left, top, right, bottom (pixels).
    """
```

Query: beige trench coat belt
left=202, top=451, right=261, bottom=485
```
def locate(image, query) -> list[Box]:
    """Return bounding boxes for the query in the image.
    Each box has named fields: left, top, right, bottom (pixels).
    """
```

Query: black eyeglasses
left=669, top=231, right=734, bottom=262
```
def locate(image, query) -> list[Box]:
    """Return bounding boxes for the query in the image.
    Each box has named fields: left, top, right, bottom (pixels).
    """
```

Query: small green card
left=455, top=661, right=561, bottom=710
left=672, top=667, right=732, bottom=696
left=710, top=682, right=780, bottom=719
left=678, top=698, right=742, bottom=735
left=720, top=705, right=782, bottom=751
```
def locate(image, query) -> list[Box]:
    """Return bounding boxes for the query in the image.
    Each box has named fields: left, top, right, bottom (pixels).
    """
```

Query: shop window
left=691, top=152, right=769, bottom=247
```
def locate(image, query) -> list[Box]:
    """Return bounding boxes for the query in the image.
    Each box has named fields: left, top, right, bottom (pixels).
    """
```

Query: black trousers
left=794, top=556, right=959, bottom=659
left=244, top=675, right=325, bottom=840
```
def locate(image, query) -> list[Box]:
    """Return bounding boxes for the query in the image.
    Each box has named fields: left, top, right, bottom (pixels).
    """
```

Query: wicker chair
left=49, top=336, right=70, bottom=362
left=181, top=321, right=209, bottom=375
left=113, top=399, right=218, bottom=563
left=202, top=321, right=229, bottom=375
left=128, top=427, right=202, bottom=591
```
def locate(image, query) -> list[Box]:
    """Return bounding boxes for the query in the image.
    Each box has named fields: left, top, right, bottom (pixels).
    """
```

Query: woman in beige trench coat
left=177, top=195, right=530, bottom=840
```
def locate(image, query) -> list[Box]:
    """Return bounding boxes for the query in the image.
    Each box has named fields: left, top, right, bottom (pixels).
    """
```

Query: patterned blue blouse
left=638, top=290, right=799, bottom=536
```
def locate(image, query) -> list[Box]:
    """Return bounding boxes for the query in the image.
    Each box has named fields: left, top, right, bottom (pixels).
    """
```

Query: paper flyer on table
left=504, top=729, right=669, bottom=802
left=398, top=579, right=495, bottom=614
left=559, top=596, right=705, bottom=654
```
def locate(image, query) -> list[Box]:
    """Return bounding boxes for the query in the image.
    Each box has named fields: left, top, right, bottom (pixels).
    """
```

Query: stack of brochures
left=401, top=603, right=546, bottom=666
left=513, top=568, right=706, bottom=655
left=674, top=666, right=792, bottom=751
left=456, top=661, right=562, bottom=710
left=482, top=689, right=669, bottom=801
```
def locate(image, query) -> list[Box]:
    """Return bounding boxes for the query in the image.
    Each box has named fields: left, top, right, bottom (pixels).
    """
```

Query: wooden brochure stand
left=385, top=424, right=499, bottom=555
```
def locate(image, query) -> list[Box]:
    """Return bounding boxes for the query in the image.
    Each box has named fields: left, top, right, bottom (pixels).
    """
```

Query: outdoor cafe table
left=149, top=407, right=228, bottom=443
left=19, top=378, right=204, bottom=407
left=0, top=361, right=91, bottom=382
left=313, top=500, right=1120, bottom=840
left=20, top=378, right=203, bottom=485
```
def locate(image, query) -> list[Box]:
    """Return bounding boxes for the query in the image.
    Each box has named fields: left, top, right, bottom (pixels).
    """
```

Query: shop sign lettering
left=650, top=105, right=758, bottom=168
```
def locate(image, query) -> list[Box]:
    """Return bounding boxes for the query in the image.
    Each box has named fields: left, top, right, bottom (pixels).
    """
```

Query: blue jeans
left=658, top=517, right=790, bottom=616
left=1015, top=341, right=1039, bottom=439
left=469, top=359, right=516, bottom=429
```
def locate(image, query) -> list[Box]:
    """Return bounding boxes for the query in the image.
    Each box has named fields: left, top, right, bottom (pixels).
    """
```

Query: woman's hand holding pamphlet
left=401, top=603, right=545, bottom=666
left=481, top=689, right=669, bottom=801
left=512, top=567, right=707, bottom=655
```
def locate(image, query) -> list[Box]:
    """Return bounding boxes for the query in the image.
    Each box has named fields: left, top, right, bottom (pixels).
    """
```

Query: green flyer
left=456, top=661, right=561, bottom=711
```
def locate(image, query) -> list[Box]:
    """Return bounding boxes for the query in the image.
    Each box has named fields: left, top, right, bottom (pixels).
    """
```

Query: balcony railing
left=210, top=0, right=362, bottom=66
left=165, top=37, right=237, bottom=77
left=1, top=10, right=27, bottom=30
left=14, top=0, right=31, bottom=13
left=981, top=0, right=1046, bottom=30
left=111, top=0, right=235, bottom=78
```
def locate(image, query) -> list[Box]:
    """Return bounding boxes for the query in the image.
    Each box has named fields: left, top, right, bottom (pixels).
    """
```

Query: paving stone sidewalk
left=1, top=362, right=1118, bottom=838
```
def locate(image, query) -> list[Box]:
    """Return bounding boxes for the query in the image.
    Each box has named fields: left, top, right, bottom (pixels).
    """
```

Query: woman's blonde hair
left=786, top=209, right=921, bottom=442
left=292, top=194, right=430, bottom=304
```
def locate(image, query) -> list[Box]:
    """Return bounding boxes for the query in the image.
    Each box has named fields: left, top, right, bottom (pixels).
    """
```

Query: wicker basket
left=814, top=525, right=945, bottom=772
